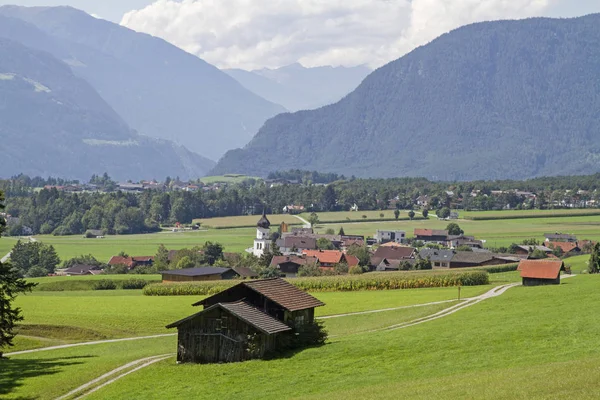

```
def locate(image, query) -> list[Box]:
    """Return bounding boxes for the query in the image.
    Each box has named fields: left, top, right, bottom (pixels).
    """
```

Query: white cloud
left=121, top=0, right=558, bottom=69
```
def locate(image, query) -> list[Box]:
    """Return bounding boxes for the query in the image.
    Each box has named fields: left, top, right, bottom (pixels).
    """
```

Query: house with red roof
left=302, top=250, right=360, bottom=270
left=518, top=259, right=565, bottom=286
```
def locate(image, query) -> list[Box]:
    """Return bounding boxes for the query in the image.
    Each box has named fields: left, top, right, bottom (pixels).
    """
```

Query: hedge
left=142, top=270, right=489, bottom=296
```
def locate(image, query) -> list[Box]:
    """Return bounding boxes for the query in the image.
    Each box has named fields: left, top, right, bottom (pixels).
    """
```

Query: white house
left=374, top=230, right=406, bottom=244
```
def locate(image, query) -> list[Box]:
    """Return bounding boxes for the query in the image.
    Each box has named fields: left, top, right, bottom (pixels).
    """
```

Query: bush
left=93, top=279, right=117, bottom=290
left=348, top=265, right=363, bottom=274
left=121, top=279, right=148, bottom=290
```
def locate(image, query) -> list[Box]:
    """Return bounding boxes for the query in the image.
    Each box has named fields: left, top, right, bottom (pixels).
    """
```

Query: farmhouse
left=518, top=259, right=565, bottom=286
left=167, top=278, right=324, bottom=363
left=513, top=245, right=553, bottom=257
left=419, top=249, right=518, bottom=269
left=414, top=229, right=449, bottom=243
left=370, top=246, right=416, bottom=269
left=57, top=264, right=103, bottom=276
left=161, top=267, right=241, bottom=282
left=302, top=250, right=360, bottom=269
left=548, top=241, right=581, bottom=255
left=108, top=255, right=154, bottom=270
left=270, top=255, right=319, bottom=277
left=276, top=236, right=317, bottom=253
left=544, top=233, right=577, bottom=243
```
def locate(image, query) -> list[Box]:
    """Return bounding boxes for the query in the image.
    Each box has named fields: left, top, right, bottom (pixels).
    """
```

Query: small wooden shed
left=518, top=260, right=565, bottom=286
left=167, top=278, right=324, bottom=363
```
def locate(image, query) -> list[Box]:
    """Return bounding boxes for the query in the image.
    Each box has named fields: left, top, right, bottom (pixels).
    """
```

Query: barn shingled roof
left=166, top=301, right=292, bottom=335
left=193, top=278, right=324, bottom=312
left=518, top=260, right=564, bottom=279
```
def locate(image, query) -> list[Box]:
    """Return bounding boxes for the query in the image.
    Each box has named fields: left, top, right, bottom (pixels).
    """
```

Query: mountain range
left=212, top=14, right=600, bottom=180
left=0, top=35, right=214, bottom=180
left=225, top=63, right=371, bottom=112
left=0, top=5, right=285, bottom=161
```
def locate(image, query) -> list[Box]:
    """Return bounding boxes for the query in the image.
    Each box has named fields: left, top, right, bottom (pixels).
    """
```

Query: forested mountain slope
left=0, top=37, right=214, bottom=180
left=225, top=63, right=371, bottom=111
left=0, top=5, right=286, bottom=160
left=213, top=15, right=600, bottom=180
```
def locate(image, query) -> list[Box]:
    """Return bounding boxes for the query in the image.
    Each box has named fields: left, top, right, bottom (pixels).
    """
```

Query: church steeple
left=257, top=208, right=271, bottom=229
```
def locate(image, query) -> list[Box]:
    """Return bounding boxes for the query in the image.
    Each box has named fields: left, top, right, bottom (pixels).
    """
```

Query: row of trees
left=4, top=172, right=600, bottom=236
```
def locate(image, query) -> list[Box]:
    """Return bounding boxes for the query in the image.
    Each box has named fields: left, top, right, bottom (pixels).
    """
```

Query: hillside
left=213, top=15, right=600, bottom=180
left=0, top=36, right=214, bottom=180
left=0, top=5, right=286, bottom=161
left=225, top=63, right=371, bottom=111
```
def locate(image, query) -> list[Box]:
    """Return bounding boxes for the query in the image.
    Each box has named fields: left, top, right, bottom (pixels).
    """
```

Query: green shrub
left=93, top=279, right=117, bottom=290
left=348, top=266, right=363, bottom=274
left=480, top=264, right=518, bottom=274
left=121, top=279, right=149, bottom=290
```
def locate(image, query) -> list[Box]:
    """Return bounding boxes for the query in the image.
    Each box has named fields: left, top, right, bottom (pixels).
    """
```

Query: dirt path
left=293, top=215, right=311, bottom=228
left=55, top=354, right=174, bottom=400
left=4, top=333, right=176, bottom=357
left=317, top=299, right=460, bottom=319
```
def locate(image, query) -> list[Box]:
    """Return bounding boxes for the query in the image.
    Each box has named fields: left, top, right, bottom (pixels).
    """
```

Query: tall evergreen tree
left=0, top=189, right=36, bottom=357
left=588, top=243, right=600, bottom=274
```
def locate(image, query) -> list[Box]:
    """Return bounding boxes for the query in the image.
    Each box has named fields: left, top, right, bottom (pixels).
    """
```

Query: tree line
left=3, top=172, right=600, bottom=236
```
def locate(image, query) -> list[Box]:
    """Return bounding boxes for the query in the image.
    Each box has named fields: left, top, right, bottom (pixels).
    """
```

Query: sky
left=1, top=0, right=599, bottom=69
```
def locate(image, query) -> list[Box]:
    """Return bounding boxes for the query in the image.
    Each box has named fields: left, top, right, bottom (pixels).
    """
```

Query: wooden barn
left=518, top=259, right=565, bottom=286
left=167, top=278, right=324, bottom=364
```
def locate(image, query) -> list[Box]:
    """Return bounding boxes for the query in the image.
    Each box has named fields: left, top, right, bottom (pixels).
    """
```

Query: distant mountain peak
left=214, top=14, right=600, bottom=180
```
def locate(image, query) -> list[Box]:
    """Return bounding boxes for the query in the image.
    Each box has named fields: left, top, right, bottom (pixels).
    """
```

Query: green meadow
left=194, top=213, right=301, bottom=228
left=3, top=274, right=599, bottom=399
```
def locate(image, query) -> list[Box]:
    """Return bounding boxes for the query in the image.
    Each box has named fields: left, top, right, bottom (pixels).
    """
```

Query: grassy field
left=28, top=229, right=255, bottom=262
left=194, top=213, right=301, bottom=228
left=0, top=236, right=19, bottom=256
left=460, top=208, right=600, bottom=219
left=76, top=275, right=600, bottom=400
left=4, top=274, right=596, bottom=399
left=301, top=209, right=424, bottom=222
left=199, top=175, right=262, bottom=184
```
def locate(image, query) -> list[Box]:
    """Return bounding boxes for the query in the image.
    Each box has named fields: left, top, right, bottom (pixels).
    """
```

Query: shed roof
left=414, top=229, right=448, bottom=237
left=162, top=267, right=233, bottom=277
left=548, top=241, right=580, bottom=253
left=232, top=266, right=258, bottom=278
left=193, top=278, right=324, bottom=311
left=166, top=301, right=292, bottom=334
left=518, top=260, right=564, bottom=279
left=302, top=250, right=344, bottom=264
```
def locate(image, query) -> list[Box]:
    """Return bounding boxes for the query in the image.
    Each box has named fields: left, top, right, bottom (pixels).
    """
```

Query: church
left=252, top=210, right=271, bottom=257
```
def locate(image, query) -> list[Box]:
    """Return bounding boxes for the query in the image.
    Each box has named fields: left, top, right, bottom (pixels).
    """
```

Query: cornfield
left=143, top=270, right=489, bottom=296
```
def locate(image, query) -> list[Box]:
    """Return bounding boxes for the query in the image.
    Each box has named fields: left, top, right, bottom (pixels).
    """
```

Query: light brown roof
left=166, top=301, right=292, bottom=334
left=373, top=246, right=416, bottom=260
left=414, top=229, right=448, bottom=237
left=193, top=278, right=324, bottom=312
left=519, top=260, right=564, bottom=279
left=244, top=278, right=324, bottom=311
left=548, top=241, right=579, bottom=253
left=302, top=250, right=344, bottom=264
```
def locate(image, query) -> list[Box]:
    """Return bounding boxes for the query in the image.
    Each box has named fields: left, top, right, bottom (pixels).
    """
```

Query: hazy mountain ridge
left=213, top=15, right=600, bottom=180
left=225, top=63, right=371, bottom=111
left=0, top=5, right=286, bottom=160
left=0, top=35, right=214, bottom=180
